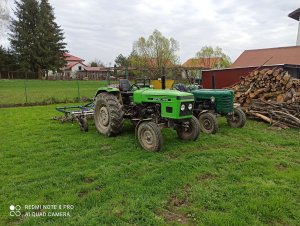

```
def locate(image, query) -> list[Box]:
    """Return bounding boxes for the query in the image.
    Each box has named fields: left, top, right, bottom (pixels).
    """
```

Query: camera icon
left=9, top=205, right=21, bottom=216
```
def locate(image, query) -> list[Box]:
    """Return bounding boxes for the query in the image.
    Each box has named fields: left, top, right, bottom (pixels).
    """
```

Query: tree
left=0, top=45, right=19, bottom=71
left=89, top=58, right=105, bottom=67
left=37, top=0, right=66, bottom=78
left=114, top=54, right=129, bottom=67
left=133, top=29, right=179, bottom=71
left=9, top=0, right=66, bottom=78
left=195, top=46, right=231, bottom=69
left=9, top=0, right=40, bottom=75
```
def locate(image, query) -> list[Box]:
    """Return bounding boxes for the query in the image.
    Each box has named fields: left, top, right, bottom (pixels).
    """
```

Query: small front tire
left=176, top=116, right=200, bottom=141
left=199, top=112, right=219, bottom=134
left=227, top=107, right=246, bottom=128
left=137, top=122, right=163, bottom=152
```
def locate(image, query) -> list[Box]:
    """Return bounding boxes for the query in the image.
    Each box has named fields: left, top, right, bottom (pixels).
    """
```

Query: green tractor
left=174, top=84, right=246, bottom=134
left=93, top=78, right=200, bottom=151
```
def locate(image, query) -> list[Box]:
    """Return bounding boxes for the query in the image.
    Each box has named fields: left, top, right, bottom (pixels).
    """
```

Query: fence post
left=24, top=79, right=28, bottom=103
left=76, top=79, right=80, bottom=101
left=107, top=71, right=110, bottom=85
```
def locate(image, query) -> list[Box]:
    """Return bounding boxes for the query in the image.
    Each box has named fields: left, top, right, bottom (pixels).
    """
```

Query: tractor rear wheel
left=227, top=107, right=246, bottom=128
left=94, top=92, right=124, bottom=136
left=176, top=116, right=200, bottom=141
left=137, top=122, right=163, bottom=152
left=198, top=112, right=219, bottom=134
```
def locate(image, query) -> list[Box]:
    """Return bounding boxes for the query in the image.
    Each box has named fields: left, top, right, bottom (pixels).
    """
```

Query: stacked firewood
left=230, top=68, right=300, bottom=128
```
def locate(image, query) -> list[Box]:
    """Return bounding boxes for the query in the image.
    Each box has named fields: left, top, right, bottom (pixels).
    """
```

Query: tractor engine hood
left=189, top=88, right=234, bottom=114
left=133, top=89, right=194, bottom=104
left=189, top=89, right=234, bottom=99
left=133, top=89, right=194, bottom=119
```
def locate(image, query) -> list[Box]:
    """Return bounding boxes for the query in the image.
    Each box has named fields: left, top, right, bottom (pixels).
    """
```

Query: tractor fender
left=198, top=110, right=209, bottom=117
left=227, top=103, right=242, bottom=115
left=134, top=118, right=153, bottom=139
left=95, top=87, right=119, bottom=96
left=198, top=110, right=219, bottom=118
left=94, top=88, right=122, bottom=103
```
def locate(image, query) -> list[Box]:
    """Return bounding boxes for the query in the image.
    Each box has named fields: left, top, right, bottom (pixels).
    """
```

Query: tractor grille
left=217, top=96, right=233, bottom=113
left=179, top=102, right=193, bottom=116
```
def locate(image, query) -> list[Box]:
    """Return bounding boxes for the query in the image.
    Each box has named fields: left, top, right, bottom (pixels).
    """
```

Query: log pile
left=247, top=99, right=300, bottom=129
left=230, top=68, right=300, bottom=128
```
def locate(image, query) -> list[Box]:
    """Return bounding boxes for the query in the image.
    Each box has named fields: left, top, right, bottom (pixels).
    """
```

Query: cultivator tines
left=53, top=102, right=94, bottom=131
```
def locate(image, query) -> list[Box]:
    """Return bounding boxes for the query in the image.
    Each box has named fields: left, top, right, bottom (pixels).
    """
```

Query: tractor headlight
left=180, top=104, right=185, bottom=111
left=188, top=103, right=193, bottom=110
left=210, top=96, right=215, bottom=103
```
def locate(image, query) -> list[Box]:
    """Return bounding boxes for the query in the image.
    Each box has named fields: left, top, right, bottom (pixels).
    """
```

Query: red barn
left=202, top=46, right=300, bottom=89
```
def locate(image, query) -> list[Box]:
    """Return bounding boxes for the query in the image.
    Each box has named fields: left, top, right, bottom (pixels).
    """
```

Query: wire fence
left=0, top=79, right=113, bottom=107
left=0, top=71, right=42, bottom=79
left=0, top=68, right=196, bottom=107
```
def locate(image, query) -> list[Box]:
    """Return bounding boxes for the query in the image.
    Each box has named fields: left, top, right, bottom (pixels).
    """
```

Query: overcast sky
left=1, top=0, right=299, bottom=65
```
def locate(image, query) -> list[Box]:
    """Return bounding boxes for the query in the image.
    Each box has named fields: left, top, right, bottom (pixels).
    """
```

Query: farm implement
left=54, top=102, right=94, bottom=132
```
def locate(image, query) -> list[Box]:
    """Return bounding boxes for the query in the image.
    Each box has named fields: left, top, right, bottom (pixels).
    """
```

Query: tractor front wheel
left=176, top=116, right=200, bottom=141
left=226, top=107, right=246, bottom=128
left=198, top=112, right=219, bottom=134
left=94, top=92, right=124, bottom=136
left=137, top=122, right=163, bottom=152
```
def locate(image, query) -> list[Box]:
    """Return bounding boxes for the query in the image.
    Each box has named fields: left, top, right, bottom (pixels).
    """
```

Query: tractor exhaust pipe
left=161, top=67, right=166, bottom=89
left=161, top=75, right=166, bottom=89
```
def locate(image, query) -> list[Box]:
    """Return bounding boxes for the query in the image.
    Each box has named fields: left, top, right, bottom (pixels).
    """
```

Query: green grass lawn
left=0, top=79, right=112, bottom=105
left=0, top=104, right=299, bottom=225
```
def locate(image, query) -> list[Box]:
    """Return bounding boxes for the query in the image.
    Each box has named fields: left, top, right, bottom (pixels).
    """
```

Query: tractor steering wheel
left=131, top=83, right=140, bottom=90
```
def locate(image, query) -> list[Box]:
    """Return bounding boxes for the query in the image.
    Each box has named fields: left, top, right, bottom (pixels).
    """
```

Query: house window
left=78, top=66, right=82, bottom=70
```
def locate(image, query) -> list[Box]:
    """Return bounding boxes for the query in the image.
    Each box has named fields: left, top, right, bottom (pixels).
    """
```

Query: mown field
left=0, top=79, right=112, bottom=105
left=0, top=104, right=299, bottom=225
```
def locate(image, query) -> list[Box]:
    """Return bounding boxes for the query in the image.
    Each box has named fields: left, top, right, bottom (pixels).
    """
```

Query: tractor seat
left=119, top=79, right=132, bottom=92
left=119, top=79, right=133, bottom=96
left=174, top=83, right=188, bottom=92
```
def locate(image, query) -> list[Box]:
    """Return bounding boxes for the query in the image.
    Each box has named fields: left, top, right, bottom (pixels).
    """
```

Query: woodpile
left=230, top=68, right=300, bottom=129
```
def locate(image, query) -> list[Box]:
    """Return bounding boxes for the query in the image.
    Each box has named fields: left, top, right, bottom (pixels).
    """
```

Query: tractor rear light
left=180, top=104, right=185, bottom=111
left=210, top=96, right=215, bottom=103
left=188, top=103, right=193, bottom=110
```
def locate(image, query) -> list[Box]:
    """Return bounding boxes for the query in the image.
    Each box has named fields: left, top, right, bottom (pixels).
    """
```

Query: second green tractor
left=174, top=83, right=246, bottom=134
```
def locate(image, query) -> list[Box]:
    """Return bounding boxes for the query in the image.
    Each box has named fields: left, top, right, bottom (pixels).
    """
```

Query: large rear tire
left=94, top=92, right=124, bottom=136
left=227, top=107, right=246, bottom=128
left=176, top=116, right=200, bottom=141
left=198, top=112, right=219, bottom=134
left=137, top=122, right=163, bottom=152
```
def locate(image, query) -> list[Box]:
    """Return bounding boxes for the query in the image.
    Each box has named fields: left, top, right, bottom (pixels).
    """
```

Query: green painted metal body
left=133, top=89, right=194, bottom=119
left=96, top=87, right=194, bottom=119
left=188, top=87, right=234, bottom=114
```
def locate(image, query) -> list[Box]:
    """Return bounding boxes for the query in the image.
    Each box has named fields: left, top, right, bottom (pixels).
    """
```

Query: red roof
left=65, top=62, right=86, bottom=70
left=146, top=58, right=175, bottom=67
left=231, top=46, right=300, bottom=68
left=182, top=58, right=221, bottom=69
left=64, top=53, right=85, bottom=62
left=84, top=67, right=105, bottom=72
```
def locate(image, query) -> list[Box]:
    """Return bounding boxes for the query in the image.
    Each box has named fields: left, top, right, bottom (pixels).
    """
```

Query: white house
left=63, top=53, right=87, bottom=79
